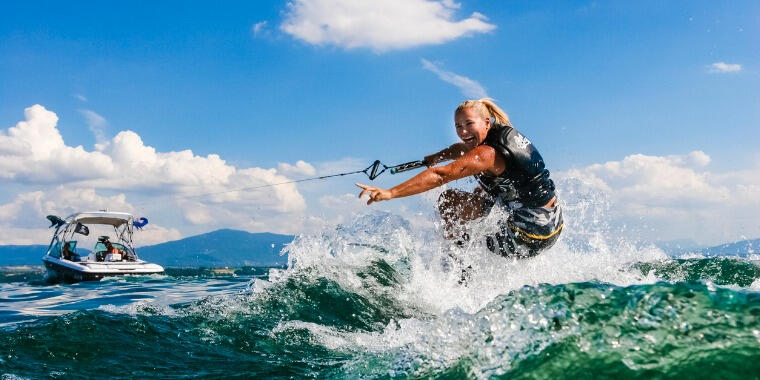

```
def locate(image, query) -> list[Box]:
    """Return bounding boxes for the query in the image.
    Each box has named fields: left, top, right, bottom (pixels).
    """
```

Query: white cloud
left=132, top=224, right=182, bottom=247
left=182, top=203, right=216, bottom=225
left=0, top=105, right=114, bottom=183
left=681, top=150, right=711, bottom=167
left=0, top=191, right=45, bottom=225
left=280, top=0, right=495, bottom=52
left=557, top=151, right=760, bottom=245
left=0, top=186, right=184, bottom=245
left=0, top=187, right=132, bottom=227
left=175, top=196, right=320, bottom=235
left=314, top=157, right=367, bottom=176
left=315, top=193, right=366, bottom=225
left=0, top=105, right=313, bottom=243
left=708, top=62, right=742, bottom=73
left=1, top=105, right=306, bottom=213
left=278, top=160, right=317, bottom=176
left=73, top=94, right=88, bottom=103
left=79, top=109, right=108, bottom=143
left=562, top=152, right=726, bottom=207
left=421, top=58, right=488, bottom=98
left=8, top=106, right=757, bottom=248
left=0, top=226, right=53, bottom=245
left=319, top=193, right=361, bottom=208
left=252, top=21, right=268, bottom=36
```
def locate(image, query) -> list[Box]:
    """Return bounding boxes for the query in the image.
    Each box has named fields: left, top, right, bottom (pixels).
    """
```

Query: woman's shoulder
left=486, top=123, right=516, bottom=143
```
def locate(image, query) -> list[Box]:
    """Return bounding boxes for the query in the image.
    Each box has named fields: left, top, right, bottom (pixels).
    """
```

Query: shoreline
left=0, top=265, right=284, bottom=277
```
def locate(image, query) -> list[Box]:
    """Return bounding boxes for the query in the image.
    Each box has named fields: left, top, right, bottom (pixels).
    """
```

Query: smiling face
left=455, top=106, right=491, bottom=150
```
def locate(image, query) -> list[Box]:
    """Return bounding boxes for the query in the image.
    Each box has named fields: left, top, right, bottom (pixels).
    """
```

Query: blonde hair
left=455, top=98, right=511, bottom=127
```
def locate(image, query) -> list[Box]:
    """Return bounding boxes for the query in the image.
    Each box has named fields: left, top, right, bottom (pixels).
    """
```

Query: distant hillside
left=0, top=229, right=295, bottom=267
left=0, top=245, right=49, bottom=266
left=654, top=239, right=705, bottom=255
left=701, top=238, right=759, bottom=258
left=4, top=233, right=758, bottom=266
left=136, top=229, right=294, bottom=267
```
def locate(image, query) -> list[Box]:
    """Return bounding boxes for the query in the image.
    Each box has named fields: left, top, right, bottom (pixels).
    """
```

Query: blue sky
left=0, top=1, right=758, bottom=245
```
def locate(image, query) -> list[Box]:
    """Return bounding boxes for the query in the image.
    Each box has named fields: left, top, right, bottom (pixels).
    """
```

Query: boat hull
left=42, top=256, right=164, bottom=283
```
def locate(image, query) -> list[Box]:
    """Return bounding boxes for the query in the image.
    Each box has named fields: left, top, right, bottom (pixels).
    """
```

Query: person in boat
left=62, top=241, right=75, bottom=261
left=356, top=98, right=563, bottom=258
left=102, top=240, right=124, bottom=261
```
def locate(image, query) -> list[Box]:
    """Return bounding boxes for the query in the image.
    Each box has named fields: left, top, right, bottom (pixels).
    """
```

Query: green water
left=2, top=210, right=759, bottom=379
left=1, top=256, right=758, bottom=379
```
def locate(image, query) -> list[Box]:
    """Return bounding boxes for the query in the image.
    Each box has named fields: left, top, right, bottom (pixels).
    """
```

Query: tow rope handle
left=132, top=158, right=430, bottom=206
left=362, top=159, right=426, bottom=180
left=389, top=160, right=426, bottom=174
left=363, top=160, right=385, bottom=180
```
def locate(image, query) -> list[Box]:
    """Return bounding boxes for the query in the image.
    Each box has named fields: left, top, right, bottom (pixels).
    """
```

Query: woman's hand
left=356, top=183, right=393, bottom=205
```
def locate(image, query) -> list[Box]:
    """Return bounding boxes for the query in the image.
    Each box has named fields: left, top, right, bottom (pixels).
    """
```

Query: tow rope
left=134, top=159, right=426, bottom=206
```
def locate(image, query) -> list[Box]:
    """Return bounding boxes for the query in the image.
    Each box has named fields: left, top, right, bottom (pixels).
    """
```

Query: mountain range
left=0, top=229, right=294, bottom=267
left=1, top=231, right=757, bottom=267
left=137, top=229, right=293, bottom=267
left=700, top=238, right=758, bottom=258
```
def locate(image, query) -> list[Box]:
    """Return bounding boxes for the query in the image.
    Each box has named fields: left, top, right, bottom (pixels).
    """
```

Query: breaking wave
left=2, top=181, right=759, bottom=378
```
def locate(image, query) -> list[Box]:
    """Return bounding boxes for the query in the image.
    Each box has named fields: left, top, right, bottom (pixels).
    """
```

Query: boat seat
left=63, top=241, right=78, bottom=261
left=105, top=253, right=122, bottom=262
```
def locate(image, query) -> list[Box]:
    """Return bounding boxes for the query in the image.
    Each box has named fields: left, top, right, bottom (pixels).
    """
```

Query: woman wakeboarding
left=356, top=98, right=563, bottom=258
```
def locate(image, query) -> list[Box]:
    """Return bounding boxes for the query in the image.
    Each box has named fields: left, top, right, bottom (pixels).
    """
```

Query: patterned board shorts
left=484, top=200, right=564, bottom=259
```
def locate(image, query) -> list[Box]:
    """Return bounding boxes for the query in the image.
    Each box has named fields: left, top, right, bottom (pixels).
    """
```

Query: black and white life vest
left=474, top=124, right=556, bottom=208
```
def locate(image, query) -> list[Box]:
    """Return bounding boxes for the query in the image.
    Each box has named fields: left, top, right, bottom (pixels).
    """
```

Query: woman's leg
left=437, top=189, right=490, bottom=239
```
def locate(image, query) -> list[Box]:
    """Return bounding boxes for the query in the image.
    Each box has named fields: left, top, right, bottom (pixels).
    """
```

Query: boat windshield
left=48, top=240, right=86, bottom=259
left=46, top=211, right=142, bottom=261
left=93, top=241, right=129, bottom=253
left=64, top=221, right=133, bottom=251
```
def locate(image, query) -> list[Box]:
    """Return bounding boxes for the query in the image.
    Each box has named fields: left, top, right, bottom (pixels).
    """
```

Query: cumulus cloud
left=0, top=186, right=181, bottom=245
left=562, top=152, right=727, bottom=208
left=315, top=193, right=367, bottom=225
left=558, top=151, right=760, bottom=244
left=182, top=203, right=216, bottom=225
left=314, top=157, right=367, bottom=176
left=79, top=109, right=108, bottom=143
left=0, top=186, right=133, bottom=225
left=175, top=197, right=317, bottom=235
left=0, top=105, right=313, bottom=243
left=1, top=105, right=305, bottom=213
left=421, top=58, right=488, bottom=98
left=708, top=62, right=742, bottom=73
left=133, top=225, right=183, bottom=247
left=0, top=226, right=54, bottom=246
left=0, top=105, right=113, bottom=183
left=319, top=193, right=360, bottom=208
left=280, top=0, right=495, bottom=52
left=8, top=106, right=757, bottom=247
left=278, top=160, right=317, bottom=176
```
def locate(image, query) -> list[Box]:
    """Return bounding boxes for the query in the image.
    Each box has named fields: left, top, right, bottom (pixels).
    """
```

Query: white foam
left=98, top=301, right=179, bottom=317
left=253, top=180, right=758, bottom=377
left=273, top=199, right=668, bottom=316
left=750, top=278, right=760, bottom=292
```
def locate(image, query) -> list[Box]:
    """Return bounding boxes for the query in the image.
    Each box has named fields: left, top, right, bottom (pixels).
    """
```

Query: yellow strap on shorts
left=512, top=223, right=564, bottom=240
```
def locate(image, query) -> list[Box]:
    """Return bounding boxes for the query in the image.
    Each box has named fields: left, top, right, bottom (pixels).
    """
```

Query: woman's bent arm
left=424, top=143, right=469, bottom=166
left=357, top=145, right=505, bottom=204
left=391, top=145, right=501, bottom=199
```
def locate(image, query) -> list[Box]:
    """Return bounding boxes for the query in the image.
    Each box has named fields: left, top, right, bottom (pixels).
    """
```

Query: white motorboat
left=42, top=211, right=164, bottom=282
